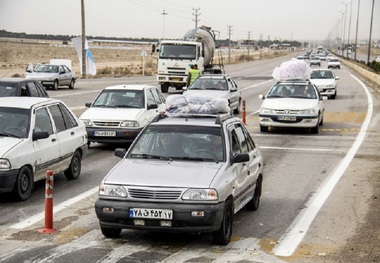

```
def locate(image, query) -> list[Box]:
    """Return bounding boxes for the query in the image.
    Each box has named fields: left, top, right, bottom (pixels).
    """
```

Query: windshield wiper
left=133, top=153, right=173, bottom=161
left=0, top=132, right=20, bottom=138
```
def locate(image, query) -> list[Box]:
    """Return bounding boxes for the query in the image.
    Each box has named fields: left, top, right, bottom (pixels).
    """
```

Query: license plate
left=278, top=116, right=296, bottom=121
left=129, top=208, right=173, bottom=220
left=171, top=78, right=181, bottom=81
left=93, top=131, right=116, bottom=136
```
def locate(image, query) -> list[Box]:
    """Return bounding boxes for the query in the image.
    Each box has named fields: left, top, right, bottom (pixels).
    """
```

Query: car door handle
left=71, top=131, right=74, bottom=135
left=52, top=138, right=56, bottom=142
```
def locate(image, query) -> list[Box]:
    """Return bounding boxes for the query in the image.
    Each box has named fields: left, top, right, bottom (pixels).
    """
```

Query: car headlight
left=99, top=184, right=127, bottom=197
left=260, top=107, right=276, bottom=114
left=182, top=189, right=218, bottom=201
left=0, top=159, right=11, bottom=170
left=299, top=108, right=317, bottom=115
left=80, top=119, right=93, bottom=126
left=121, top=121, right=139, bottom=127
left=325, top=84, right=335, bottom=88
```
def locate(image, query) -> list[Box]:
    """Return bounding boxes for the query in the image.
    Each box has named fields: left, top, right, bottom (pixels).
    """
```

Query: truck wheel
left=213, top=199, right=233, bottom=245
left=12, top=166, right=33, bottom=201
left=161, top=83, right=169, bottom=93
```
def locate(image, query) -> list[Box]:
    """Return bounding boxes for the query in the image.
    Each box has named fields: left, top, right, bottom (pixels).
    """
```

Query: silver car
left=95, top=100, right=264, bottom=245
left=25, top=64, right=77, bottom=90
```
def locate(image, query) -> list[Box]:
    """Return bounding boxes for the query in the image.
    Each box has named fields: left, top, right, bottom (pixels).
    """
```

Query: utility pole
left=227, top=26, right=233, bottom=64
left=161, top=10, right=168, bottom=39
left=247, top=31, right=251, bottom=61
left=81, top=0, right=86, bottom=79
left=347, top=0, right=353, bottom=57
left=342, top=2, right=349, bottom=58
left=354, top=0, right=360, bottom=61
left=367, top=0, right=375, bottom=64
left=192, top=8, right=200, bottom=29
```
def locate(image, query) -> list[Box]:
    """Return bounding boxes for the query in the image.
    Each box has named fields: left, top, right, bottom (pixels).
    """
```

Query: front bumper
left=86, top=127, right=143, bottom=144
left=0, top=170, right=19, bottom=194
left=95, top=198, right=225, bottom=233
left=259, top=114, right=319, bottom=128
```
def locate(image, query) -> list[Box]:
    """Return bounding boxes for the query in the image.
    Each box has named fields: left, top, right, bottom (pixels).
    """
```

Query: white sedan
left=310, top=69, right=340, bottom=99
left=258, top=80, right=326, bottom=134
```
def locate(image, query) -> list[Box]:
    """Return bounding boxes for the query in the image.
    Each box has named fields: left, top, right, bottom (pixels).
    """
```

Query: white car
left=258, top=80, right=325, bottom=133
left=0, top=97, right=88, bottom=201
left=183, top=74, right=241, bottom=114
left=80, top=85, right=166, bottom=146
left=310, top=69, right=340, bottom=99
left=327, top=58, right=341, bottom=69
left=375, top=56, right=380, bottom=63
left=310, top=56, right=321, bottom=66
left=25, top=64, right=77, bottom=90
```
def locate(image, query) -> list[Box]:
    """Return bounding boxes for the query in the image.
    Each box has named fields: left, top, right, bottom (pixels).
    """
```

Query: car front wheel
left=12, top=166, right=33, bottom=201
left=213, top=199, right=233, bottom=245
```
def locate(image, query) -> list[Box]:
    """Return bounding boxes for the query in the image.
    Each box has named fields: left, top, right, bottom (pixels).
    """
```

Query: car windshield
left=128, top=125, right=225, bottom=162
left=267, top=84, right=317, bottom=99
left=0, top=84, right=17, bottom=97
left=92, top=90, right=145, bottom=108
left=189, top=77, right=227, bottom=91
left=0, top=107, right=30, bottom=138
left=34, top=65, right=59, bottom=73
left=311, top=70, right=334, bottom=79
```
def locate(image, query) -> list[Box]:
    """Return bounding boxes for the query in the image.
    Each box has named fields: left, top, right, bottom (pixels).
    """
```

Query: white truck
left=155, top=26, right=223, bottom=93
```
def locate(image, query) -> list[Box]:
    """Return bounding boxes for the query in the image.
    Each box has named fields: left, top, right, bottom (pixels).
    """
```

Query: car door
left=58, top=65, right=69, bottom=85
left=48, top=103, right=82, bottom=172
left=228, top=123, right=259, bottom=211
left=227, top=78, right=240, bottom=110
left=32, top=106, right=61, bottom=181
left=145, top=88, right=165, bottom=121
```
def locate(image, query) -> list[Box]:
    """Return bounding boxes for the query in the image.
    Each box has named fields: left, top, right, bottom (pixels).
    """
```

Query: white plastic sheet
left=272, top=60, right=311, bottom=81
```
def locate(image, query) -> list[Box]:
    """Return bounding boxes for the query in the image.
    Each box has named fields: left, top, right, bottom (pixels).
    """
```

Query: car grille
left=128, top=188, right=182, bottom=200
left=93, top=121, right=120, bottom=127
left=275, top=110, right=300, bottom=114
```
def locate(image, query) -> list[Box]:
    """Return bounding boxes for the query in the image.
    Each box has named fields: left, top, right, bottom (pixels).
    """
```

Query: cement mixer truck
left=154, top=26, right=224, bottom=93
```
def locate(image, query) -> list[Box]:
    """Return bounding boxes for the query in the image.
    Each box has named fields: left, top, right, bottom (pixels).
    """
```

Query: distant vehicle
left=327, top=58, right=341, bottom=69
left=79, top=85, right=166, bottom=146
left=375, top=56, right=380, bottom=63
left=310, top=69, right=339, bottom=99
left=154, top=25, right=223, bottom=93
left=0, top=97, right=88, bottom=201
left=310, top=56, right=321, bottom=66
left=24, top=64, right=77, bottom=90
left=0, top=78, right=49, bottom=97
left=183, top=74, right=241, bottom=114
left=258, top=79, right=326, bottom=133
left=95, top=95, right=264, bottom=245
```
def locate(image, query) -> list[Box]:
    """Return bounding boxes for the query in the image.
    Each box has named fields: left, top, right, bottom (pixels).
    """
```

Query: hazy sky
left=0, top=0, right=379, bottom=42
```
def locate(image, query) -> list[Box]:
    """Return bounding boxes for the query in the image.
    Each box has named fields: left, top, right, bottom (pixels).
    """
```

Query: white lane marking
left=260, top=146, right=340, bottom=152
left=272, top=74, right=373, bottom=256
left=10, top=186, right=99, bottom=229
left=51, top=90, right=100, bottom=98
left=240, top=79, right=274, bottom=92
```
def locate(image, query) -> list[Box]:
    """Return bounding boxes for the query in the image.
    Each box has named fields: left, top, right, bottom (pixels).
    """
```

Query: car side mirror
left=231, top=153, right=249, bottom=165
left=115, top=148, right=127, bottom=158
left=85, top=102, right=92, bottom=107
left=33, top=131, right=49, bottom=141
left=258, top=94, right=265, bottom=100
left=335, top=76, right=340, bottom=80
left=147, top=104, right=158, bottom=110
